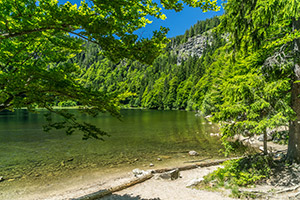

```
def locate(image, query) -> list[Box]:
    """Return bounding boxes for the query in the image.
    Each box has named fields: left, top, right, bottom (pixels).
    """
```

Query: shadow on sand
left=74, top=190, right=160, bottom=200
left=99, top=194, right=160, bottom=200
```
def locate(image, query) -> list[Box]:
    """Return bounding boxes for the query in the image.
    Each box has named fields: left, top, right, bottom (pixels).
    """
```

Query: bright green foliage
left=199, top=0, right=300, bottom=156
left=0, top=0, right=219, bottom=64
left=204, top=155, right=273, bottom=187
left=0, top=0, right=219, bottom=138
left=209, top=51, right=294, bottom=154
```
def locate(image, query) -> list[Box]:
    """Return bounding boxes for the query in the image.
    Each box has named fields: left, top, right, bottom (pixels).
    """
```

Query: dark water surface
left=0, top=109, right=223, bottom=187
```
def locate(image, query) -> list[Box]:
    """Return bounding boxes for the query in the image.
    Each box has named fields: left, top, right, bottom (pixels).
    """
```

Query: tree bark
left=263, top=131, right=268, bottom=155
left=287, top=18, right=300, bottom=163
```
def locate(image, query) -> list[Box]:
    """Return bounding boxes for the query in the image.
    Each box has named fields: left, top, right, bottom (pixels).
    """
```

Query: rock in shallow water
left=188, top=151, right=198, bottom=156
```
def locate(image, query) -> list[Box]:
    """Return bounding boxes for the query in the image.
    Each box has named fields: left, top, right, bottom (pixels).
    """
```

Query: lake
left=0, top=109, right=231, bottom=198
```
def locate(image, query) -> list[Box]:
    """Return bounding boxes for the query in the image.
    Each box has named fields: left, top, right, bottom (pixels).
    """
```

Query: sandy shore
left=100, top=165, right=233, bottom=200
left=1, top=158, right=233, bottom=200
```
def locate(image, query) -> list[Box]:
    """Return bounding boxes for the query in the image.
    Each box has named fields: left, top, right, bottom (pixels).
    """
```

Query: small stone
left=188, top=150, right=198, bottom=156
left=159, top=169, right=180, bottom=180
left=274, top=153, right=284, bottom=159
left=134, top=158, right=139, bottom=162
left=132, top=169, right=151, bottom=178
left=186, top=178, right=204, bottom=187
left=0, top=176, right=4, bottom=182
left=209, top=181, right=216, bottom=187
left=149, top=163, right=154, bottom=167
left=205, top=115, right=212, bottom=119
left=258, top=134, right=272, bottom=141
left=157, top=158, right=162, bottom=161
left=259, top=146, right=270, bottom=153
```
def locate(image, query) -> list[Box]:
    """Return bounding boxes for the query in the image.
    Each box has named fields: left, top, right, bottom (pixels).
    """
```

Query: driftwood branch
left=76, top=174, right=153, bottom=200
left=276, top=184, right=300, bottom=194
left=153, top=157, right=239, bottom=173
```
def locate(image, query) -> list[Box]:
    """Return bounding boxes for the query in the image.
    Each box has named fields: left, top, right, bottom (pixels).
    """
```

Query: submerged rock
left=188, top=151, right=198, bottom=156
left=0, top=176, right=4, bottom=182
left=159, top=169, right=180, bottom=180
left=157, top=158, right=162, bottom=161
left=149, top=163, right=154, bottom=167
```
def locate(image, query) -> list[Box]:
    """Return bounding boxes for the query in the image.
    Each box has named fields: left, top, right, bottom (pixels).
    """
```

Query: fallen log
left=76, top=174, right=153, bottom=200
left=183, top=157, right=210, bottom=163
left=154, top=157, right=241, bottom=173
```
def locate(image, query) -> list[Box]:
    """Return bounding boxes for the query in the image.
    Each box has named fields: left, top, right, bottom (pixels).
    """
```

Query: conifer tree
left=216, top=0, right=300, bottom=161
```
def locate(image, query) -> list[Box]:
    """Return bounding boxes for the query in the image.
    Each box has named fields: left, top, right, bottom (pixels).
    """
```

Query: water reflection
left=0, top=109, right=222, bottom=182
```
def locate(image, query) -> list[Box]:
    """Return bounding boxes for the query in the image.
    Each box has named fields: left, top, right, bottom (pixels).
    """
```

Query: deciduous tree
left=0, top=0, right=219, bottom=139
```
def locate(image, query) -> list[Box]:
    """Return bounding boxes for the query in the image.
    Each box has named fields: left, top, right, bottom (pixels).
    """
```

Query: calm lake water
left=0, top=109, right=225, bottom=187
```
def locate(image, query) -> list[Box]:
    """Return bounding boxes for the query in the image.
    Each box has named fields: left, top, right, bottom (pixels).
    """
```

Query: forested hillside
left=71, top=16, right=225, bottom=112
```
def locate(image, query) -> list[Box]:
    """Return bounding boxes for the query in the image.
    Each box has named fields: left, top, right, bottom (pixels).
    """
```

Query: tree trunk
left=287, top=18, right=300, bottom=163
left=263, top=131, right=268, bottom=155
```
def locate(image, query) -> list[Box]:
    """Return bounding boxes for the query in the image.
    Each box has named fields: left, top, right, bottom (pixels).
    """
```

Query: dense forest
left=69, top=16, right=224, bottom=112
left=4, top=0, right=300, bottom=198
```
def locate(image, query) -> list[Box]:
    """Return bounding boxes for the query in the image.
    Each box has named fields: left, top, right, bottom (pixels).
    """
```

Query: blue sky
left=58, top=0, right=224, bottom=38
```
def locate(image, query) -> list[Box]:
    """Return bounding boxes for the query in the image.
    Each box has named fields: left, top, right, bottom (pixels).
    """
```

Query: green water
left=0, top=109, right=223, bottom=183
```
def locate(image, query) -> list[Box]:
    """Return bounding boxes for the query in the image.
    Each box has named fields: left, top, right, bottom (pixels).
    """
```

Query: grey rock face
left=171, top=32, right=213, bottom=65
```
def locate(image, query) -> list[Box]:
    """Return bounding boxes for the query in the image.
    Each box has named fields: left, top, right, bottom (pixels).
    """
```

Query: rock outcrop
left=170, top=32, right=213, bottom=65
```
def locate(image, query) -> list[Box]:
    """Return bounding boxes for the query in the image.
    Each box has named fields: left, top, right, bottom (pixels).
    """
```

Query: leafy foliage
left=204, top=155, right=273, bottom=187
left=0, top=0, right=219, bottom=139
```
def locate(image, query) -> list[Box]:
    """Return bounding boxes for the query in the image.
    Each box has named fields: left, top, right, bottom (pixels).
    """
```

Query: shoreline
left=1, top=141, right=287, bottom=200
left=0, top=156, right=230, bottom=200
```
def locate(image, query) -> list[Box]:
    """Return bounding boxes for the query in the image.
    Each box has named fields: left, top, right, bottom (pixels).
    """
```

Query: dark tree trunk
left=287, top=18, right=300, bottom=162
left=263, top=131, right=268, bottom=155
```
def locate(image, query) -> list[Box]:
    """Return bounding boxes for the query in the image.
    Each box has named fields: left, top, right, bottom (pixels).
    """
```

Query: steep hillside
left=70, top=16, right=225, bottom=111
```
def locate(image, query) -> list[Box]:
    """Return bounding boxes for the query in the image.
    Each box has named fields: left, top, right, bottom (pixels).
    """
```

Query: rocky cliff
left=171, top=31, right=213, bottom=65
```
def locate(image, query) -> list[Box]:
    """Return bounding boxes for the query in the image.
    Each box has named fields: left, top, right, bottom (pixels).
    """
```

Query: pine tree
left=216, top=0, right=300, bottom=160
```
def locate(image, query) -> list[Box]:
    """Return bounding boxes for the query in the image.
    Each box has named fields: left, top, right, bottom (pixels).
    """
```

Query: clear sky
left=58, top=0, right=224, bottom=38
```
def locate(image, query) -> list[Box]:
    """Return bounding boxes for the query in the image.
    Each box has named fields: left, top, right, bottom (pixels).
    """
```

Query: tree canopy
left=206, top=0, right=300, bottom=161
left=0, top=0, right=219, bottom=139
